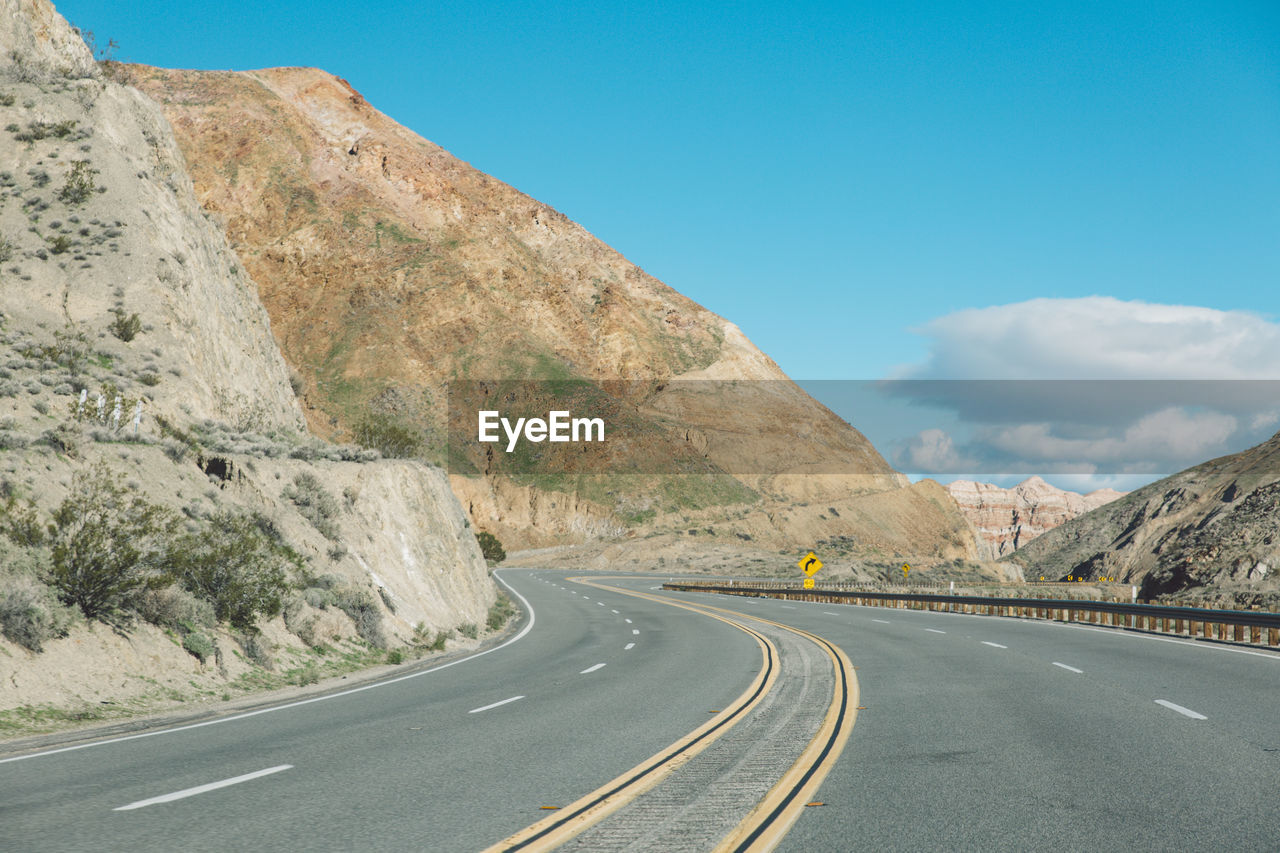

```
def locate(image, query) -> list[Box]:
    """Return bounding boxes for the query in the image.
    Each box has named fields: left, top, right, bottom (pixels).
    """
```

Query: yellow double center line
left=483, top=577, right=859, bottom=853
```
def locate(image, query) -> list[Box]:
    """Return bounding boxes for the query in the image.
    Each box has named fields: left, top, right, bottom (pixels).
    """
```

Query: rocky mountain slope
left=947, top=477, right=1124, bottom=560
left=0, top=0, right=495, bottom=732
left=1005, top=432, right=1280, bottom=604
left=122, top=63, right=980, bottom=564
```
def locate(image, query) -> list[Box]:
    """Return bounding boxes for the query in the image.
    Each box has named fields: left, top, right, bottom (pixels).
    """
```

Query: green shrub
left=167, top=509, right=295, bottom=630
left=0, top=497, right=46, bottom=547
left=459, top=622, right=478, bottom=640
left=108, top=309, right=141, bottom=342
left=0, top=235, right=13, bottom=264
left=57, top=160, right=96, bottom=205
left=476, top=531, right=505, bottom=565
left=46, top=464, right=175, bottom=619
left=353, top=413, right=422, bottom=458
left=0, top=575, right=73, bottom=652
left=282, top=472, right=341, bottom=541
left=486, top=590, right=515, bottom=632
left=182, top=631, right=215, bottom=663
left=47, top=235, right=71, bottom=254
left=385, top=648, right=404, bottom=665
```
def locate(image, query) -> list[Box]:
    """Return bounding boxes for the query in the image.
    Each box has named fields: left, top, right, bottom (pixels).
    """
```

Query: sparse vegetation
left=353, top=413, right=423, bottom=458
left=330, top=584, right=386, bottom=648
left=57, top=160, right=96, bottom=204
left=108, top=308, right=141, bottom=342
left=181, top=631, right=215, bottom=663
left=486, top=590, right=516, bottom=632
left=0, top=574, right=74, bottom=652
left=476, top=530, right=506, bottom=565
left=45, top=463, right=175, bottom=620
left=168, top=509, right=297, bottom=630
left=283, top=471, right=342, bottom=540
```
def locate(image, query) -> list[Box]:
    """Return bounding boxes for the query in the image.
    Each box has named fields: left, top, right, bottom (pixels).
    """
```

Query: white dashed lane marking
left=1155, top=699, right=1207, bottom=720
left=469, top=695, right=525, bottom=714
left=113, top=766, right=293, bottom=811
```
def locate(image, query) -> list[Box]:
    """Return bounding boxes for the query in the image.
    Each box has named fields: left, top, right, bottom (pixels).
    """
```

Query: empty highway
left=3, top=569, right=1277, bottom=851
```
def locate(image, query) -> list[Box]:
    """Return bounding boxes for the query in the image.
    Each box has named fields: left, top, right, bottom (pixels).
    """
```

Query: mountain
left=947, top=477, right=1125, bottom=560
left=0, top=0, right=494, bottom=730
left=1006, top=432, right=1280, bottom=604
left=122, top=63, right=980, bottom=563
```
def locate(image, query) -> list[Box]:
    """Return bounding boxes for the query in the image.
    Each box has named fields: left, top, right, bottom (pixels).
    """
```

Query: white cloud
left=894, top=428, right=978, bottom=474
left=982, top=407, right=1238, bottom=464
left=898, top=296, right=1280, bottom=379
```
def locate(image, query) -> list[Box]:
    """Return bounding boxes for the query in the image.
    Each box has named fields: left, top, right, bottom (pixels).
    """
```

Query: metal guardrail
left=663, top=582, right=1280, bottom=647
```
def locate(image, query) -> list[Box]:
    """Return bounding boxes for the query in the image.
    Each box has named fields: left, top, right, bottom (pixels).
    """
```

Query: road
left=0, top=571, right=760, bottom=851
left=3, top=569, right=1278, bottom=851
left=658, top=581, right=1280, bottom=851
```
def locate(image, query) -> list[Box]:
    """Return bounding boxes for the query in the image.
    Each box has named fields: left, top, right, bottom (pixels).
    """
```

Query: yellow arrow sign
left=902, top=563, right=910, bottom=578
left=798, top=552, right=823, bottom=576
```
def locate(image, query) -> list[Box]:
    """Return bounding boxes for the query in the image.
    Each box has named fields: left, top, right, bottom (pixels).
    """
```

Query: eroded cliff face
left=947, top=477, right=1124, bottom=560
left=1007, top=433, right=1280, bottom=605
left=0, top=1, right=496, bottom=724
left=122, top=63, right=973, bottom=562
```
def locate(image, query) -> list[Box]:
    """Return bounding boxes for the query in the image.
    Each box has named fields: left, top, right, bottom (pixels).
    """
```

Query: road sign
left=798, top=552, right=823, bottom=577
left=803, top=578, right=815, bottom=589
left=902, top=563, right=910, bottom=578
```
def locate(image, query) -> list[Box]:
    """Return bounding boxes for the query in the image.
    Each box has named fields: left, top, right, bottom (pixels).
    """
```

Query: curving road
left=3, top=569, right=1278, bottom=851
left=0, top=571, right=760, bottom=851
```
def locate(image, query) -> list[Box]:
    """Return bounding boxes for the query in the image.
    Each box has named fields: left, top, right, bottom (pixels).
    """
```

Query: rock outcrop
left=947, top=477, right=1124, bottom=559
left=0, top=0, right=496, bottom=723
left=1005, top=432, right=1280, bottom=604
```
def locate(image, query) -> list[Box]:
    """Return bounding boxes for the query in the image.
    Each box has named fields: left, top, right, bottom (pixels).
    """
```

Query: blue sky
left=58, top=0, right=1280, bottom=487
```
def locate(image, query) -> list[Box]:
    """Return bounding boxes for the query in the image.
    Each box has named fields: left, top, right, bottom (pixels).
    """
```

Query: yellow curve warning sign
left=799, top=552, right=823, bottom=576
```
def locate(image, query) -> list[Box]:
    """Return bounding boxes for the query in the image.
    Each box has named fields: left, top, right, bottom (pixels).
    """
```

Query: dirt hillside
left=124, top=63, right=977, bottom=563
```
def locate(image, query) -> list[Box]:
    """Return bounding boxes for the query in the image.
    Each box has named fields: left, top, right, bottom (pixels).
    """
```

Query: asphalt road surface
left=4, top=569, right=1277, bottom=851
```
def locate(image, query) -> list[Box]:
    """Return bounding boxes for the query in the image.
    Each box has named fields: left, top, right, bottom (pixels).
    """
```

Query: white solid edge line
left=981, top=641, right=1008, bottom=649
left=1155, top=699, right=1207, bottom=720
left=1, top=571, right=538, bottom=765
left=469, top=695, right=526, bottom=714
left=113, top=765, right=292, bottom=811
left=1052, top=662, right=1084, bottom=673
left=580, top=663, right=607, bottom=674
left=925, top=628, right=946, bottom=634
left=624, top=643, right=635, bottom=650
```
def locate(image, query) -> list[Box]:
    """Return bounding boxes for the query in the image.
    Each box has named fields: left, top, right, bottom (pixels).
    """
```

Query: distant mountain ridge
left=947, top=477, right=1125, bottom=560
left=1006, top=432, right=1280, bottom=604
